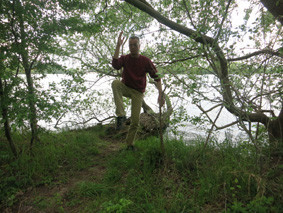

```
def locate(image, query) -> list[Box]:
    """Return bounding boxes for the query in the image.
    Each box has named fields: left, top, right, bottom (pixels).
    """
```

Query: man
left=111, top=31, right=164, bottom=150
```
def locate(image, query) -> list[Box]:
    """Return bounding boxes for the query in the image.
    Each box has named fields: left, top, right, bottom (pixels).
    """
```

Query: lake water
left=36, top=73, right=251, bottom=143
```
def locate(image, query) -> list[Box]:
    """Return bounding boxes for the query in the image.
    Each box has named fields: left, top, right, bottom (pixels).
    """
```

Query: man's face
left=129, top=38, right=140, bottom=56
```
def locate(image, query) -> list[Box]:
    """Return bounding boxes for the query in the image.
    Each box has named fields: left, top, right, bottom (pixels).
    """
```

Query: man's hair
left=129, top=35, right=140, bottom=43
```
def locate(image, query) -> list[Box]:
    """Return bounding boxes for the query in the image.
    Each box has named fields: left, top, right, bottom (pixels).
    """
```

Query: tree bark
left=24, top=68, right=40, bottom=147
left=267, top=109, right=283, bottom=144
left=0, top=74, right=17, bottom=157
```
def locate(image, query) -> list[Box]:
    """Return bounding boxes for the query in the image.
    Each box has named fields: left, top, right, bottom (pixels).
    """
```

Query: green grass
left=0, top=127, right=282, bottom=212
left=0, top=126, right=103, bottom=208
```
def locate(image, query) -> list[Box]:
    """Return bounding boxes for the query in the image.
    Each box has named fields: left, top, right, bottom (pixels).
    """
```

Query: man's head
left=129, top=35, right=140, bottom=57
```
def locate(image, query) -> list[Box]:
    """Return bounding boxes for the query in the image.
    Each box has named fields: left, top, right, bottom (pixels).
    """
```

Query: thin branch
left=197, top=103, right=239, bottom=130
left=215, top=121, right=239, bottom=130
left=200, top=103, right=223, bottom=114
left=74, top=115, right=115, bottom=126
left=214, top=0, right=232, bottom=42
left=182, top=0, right=197, bottom=30
left=155, top=55, right=203, bottom=65
left=228, top=48, right=282, bottom=61
left=204, top=105, right=224, bottom=148
left=54, top=111, right=67, bottom=129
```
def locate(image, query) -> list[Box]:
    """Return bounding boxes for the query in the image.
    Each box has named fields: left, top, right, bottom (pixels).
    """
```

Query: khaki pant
left=112, top=80, right=144, bottom=146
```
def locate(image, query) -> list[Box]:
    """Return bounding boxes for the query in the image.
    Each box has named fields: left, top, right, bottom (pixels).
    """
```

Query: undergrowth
left=0, top=126, right=282, bottom=212
left=0, top=126, right=102, bottom=208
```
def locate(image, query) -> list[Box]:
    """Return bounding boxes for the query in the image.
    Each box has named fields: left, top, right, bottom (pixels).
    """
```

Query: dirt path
left=5, top=137, right=122, bottom=213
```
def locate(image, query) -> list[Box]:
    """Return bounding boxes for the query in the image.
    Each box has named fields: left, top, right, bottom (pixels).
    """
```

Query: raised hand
left=114, top=31, right=125, bottom=59
left=117, top=31, right=125, bottom=47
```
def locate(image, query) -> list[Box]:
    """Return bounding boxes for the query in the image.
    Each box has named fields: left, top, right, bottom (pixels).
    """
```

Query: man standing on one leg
left=111, top=31, right=164, bottom=150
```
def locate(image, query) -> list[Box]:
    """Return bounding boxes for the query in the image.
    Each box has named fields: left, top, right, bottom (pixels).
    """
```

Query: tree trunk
left=24, top=68, right=40, bottom=148
left=0, top=75, right=17, bottom=157
left=267, top=108, right=283, bottom=149
left=18, top=2, right=40, bottom=148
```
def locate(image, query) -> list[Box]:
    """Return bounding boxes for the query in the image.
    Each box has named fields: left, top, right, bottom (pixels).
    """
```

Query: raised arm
left=113, top=31, right=125, bottom=59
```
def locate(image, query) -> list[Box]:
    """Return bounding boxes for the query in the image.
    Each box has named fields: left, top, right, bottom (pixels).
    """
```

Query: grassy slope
left=0, top=125, right=282, bottom=212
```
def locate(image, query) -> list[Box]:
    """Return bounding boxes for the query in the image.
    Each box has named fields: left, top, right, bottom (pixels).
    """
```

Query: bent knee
left=112, top=79, right=121, bottom=89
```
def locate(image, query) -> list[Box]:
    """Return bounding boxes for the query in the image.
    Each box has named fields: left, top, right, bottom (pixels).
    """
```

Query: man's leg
left=112, top=80, right=126, bottom=117
left=126, top=89, right=143, bottom=146
left=112, top=80, right=131, bottom=130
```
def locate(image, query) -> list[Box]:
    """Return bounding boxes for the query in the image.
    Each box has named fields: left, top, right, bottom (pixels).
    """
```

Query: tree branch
left=124, top=0, right=215, bottom=45
left=228, top=48, right=283, bottom=61
left=196, top=103, right=239, bottom=130
left=214, top=0, right=232, bottom=42
left=155, top=55, right=203, bottom=65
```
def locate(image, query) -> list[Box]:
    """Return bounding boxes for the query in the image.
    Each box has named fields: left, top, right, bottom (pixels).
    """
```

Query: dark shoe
left=116, top=116, right=126, bottom=131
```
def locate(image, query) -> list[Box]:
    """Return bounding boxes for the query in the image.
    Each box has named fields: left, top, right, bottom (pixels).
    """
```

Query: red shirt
left=112, top=54, right=160, bottom=93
